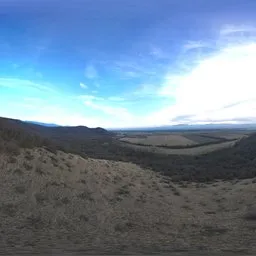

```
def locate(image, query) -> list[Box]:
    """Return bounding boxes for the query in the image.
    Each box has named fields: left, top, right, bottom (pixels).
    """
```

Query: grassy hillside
left=1, top=117, right=256, bottom=253
left=0, top=148, right=255, bottom=254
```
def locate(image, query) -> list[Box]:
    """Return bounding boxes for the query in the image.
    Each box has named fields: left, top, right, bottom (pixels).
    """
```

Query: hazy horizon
left=21, top=119, right=256, bottom=131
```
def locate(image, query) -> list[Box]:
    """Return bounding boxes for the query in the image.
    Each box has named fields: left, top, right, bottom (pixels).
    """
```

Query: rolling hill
left=0, top=147, right=255, bottom=254
left=25, top=121, right=60, bottom=127
left=1, top=116, right=256, bottom=182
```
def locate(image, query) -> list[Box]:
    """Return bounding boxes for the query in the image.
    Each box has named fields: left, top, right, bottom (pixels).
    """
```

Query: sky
left=1, top=0, right=256, bottom=128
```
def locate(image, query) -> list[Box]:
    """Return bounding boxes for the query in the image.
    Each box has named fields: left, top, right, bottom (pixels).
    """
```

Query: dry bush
left=201, top=225, right=229, bottom=236
left=116, top=185, right=130, bottom=196
left=15, top=185, right=26, bottom=194
left=0, top=139, right=4, bottom=153
left=244, top=207, right=256, bottom=221
left=35, top=166, right=44, bottom=175
left=0, top=203, right=17, bottom=217
left=61, top=197, right=70, bottom=205
left=182, top=205, right=192, bottom=210
left=13, top=168, right=23, bottom=175
left=78, top=191, right=93, bottom=201
left=8, top=156, right=17, bottom=163
left=5, top=142, right=20, bottom=156
left=80, top=179, right=86, bottom=184
left=79, top=214, right=89, bottom=222
left=114, top=222, right=134, bottom=233
left=34, top=192, right=48, bottom=204
left=25, top=153, right=34, bottom=160
left=65, top=162, right=72, bottom=168
left=23, top=162, right=33, bottom=170
left=26, top=213, right=44, bottom=230
left=173, top=190, right=181, bottom=196
left=49, top=181, right=60, bottom=186
left=50, top=156, right=58, bottom=166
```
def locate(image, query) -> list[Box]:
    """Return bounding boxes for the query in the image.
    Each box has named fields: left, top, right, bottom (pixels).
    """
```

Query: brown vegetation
left=0, top=148, right=256, bottom=254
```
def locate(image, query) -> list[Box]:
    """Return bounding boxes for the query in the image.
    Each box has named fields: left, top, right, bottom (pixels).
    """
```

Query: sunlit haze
left=1, top=0, right=256, bottom=128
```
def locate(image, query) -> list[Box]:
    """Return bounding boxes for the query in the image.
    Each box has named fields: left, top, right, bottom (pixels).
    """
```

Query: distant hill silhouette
left=0, top=116, right=111, bottom=154
left=113, top=123, right=256, bottom=132
left=25, top=121, right=60, bottom=127
left=0, top=117, right=109, bottom=136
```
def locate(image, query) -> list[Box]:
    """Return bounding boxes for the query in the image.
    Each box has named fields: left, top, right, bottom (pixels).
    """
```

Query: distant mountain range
left=23, top=120, right=256, bottom=132
left=0, top=117, right=109, bottom=137
left=25, top=121, right=60, bottom=127
left=111, top=123, right=256, bottom=132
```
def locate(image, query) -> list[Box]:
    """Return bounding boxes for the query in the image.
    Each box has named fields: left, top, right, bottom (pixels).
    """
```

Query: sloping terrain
left=0, top=117, right=109, bottom=137
left=0, top=148, right=256, bottom=254
left=1, top=116, right=256, bottom=182
left=0, top=116, right=110, bottom=152
left=0, top=116, right=113, bottom=156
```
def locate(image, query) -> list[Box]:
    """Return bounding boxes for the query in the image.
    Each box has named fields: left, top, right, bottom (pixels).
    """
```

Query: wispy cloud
left=12, top=63, right=20, bottom=69
left=35, top=72, right=43, bottom=78
left=133, top=83, right=159, bottom=97
left=220, top=25, right=256, bottom=36
left=183, top=41, right=207, bottom=52
left=6, top=98, right=46, bottom=110
left=123, top=71, right=139, bottom=78
left=108, top=96, right=125, bottom=101
left=0, top=78, right=56, bottom=93
left=149, top=46, right=166, bottom=59
left=113, top=59, right=157, bottom=78
left=84, top=64, right=98, bottom=79
left=84, top=100, right=133, bottom=123
left=78, top=94, right=103, bottom=101
left=80, top=82, right=88, bottom=89
left=4, top=102, right=105, bottom=128
left=23, top=97, right=45, bottom=104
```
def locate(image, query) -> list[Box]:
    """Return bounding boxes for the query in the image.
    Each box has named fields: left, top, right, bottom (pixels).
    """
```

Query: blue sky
left=1, top=0, right=256, bottom=128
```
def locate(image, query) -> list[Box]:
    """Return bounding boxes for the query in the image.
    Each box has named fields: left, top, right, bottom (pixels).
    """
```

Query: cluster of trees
left=0, top=119, right=57, bottom=155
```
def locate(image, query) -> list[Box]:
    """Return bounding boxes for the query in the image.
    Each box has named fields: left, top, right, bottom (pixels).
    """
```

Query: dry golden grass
left=202, top=132, right=248, bottom=140
left=120, top=139, right=238, bottom=155
left=0, top=148, right=255, bottom=254
left=120, top=134, right=197, bottom=147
